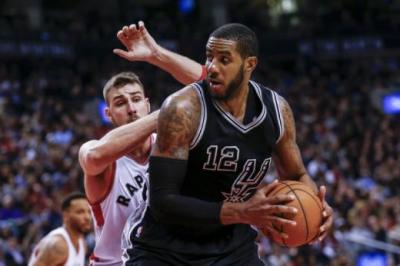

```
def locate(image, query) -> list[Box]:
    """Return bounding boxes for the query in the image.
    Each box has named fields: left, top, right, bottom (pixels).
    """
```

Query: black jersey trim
left=211, top=80, right=267, bottom=134
left=271, top=91, right=284, bottom=143
left=190, top=83, right=207, bottom=149
left=122, top=204, right=148, bottom=265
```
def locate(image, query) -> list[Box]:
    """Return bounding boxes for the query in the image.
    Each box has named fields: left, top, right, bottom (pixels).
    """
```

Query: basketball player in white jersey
left=28, top=192, right=92, bottom=266
left=79, top=21, right=204, bottom=266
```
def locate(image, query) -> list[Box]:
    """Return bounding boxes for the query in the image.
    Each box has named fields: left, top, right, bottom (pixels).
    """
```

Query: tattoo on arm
left=154, top=87, right=201, bottom=159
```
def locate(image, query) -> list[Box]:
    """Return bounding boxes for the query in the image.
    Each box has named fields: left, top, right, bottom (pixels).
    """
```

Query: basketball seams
left=283, top=183, right=309, bottom=245
left=291, top=188, right=323, bottom=212
left=271, top=182, right=322, bottom=212
left=265, top=181, right=322, bottom=247
left=269, top=182, right=309, bottom=247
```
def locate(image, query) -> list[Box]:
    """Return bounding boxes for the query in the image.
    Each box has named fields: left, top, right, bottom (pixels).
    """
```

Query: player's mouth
left=128, top=115, right=140, bottom=123
left=208, top=79, right=224, bottom=92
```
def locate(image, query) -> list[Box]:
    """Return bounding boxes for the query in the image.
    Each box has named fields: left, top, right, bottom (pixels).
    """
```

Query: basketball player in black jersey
left=124, top=23, right=333, bottom=265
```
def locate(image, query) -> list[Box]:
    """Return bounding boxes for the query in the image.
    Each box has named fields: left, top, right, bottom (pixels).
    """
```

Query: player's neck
left=217, top=81, right=249, bottom=123
left=127, top=136, right=151, bottom=165
left=64, top=223, right=81, bottom=253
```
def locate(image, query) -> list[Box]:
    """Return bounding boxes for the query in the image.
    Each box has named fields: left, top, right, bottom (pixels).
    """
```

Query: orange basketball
left=261, top=180, right=323, bottom=248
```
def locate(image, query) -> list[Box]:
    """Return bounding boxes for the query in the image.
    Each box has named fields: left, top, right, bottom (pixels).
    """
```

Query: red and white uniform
left=89, top=135, right=154, bottom=266
left=28, top=227, right=85, bottom=266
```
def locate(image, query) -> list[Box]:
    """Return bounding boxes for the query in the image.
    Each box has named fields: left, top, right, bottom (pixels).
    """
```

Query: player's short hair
left=103, top=72, right=145, bottom=105
left=61, top=192, right=86, bottom=211
left=210, top=23, right=259, bottom=58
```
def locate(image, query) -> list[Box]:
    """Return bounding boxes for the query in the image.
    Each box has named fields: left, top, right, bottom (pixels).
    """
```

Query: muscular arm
left=32, top=235, right=68, bottom=266
left=272, top=96, right=318, bottom=193
left=273, top=96, right=334, bottom=240
left=79, top=110, right=158, bottom=201
left=149, top=87, right=223, bottom=225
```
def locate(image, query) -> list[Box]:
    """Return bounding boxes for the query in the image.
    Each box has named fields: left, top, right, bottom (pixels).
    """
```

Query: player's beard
left=209, top=64, right=245, bottom=101
left=70, top=218, right=91, bottom=234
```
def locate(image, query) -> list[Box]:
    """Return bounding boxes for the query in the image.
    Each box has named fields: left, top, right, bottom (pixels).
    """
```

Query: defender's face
left=65, top=198, right=92, bottom=234
left=105, top=83, right=150, bottom=127
left=205, top=37, right=245, bottom=100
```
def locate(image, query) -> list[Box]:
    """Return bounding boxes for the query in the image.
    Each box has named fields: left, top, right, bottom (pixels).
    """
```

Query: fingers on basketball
left=260, top=180, right=323, bottom=248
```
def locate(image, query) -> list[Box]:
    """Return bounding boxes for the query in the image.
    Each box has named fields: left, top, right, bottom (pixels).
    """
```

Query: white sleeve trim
left=272, top=91, right=284, bottom=143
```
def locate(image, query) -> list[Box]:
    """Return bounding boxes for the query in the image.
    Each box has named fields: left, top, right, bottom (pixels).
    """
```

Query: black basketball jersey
left=130, top=80, right=284, bottom=263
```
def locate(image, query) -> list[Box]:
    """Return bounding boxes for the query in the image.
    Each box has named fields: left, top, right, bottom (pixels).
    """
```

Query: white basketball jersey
left=28, top=227, right=85, bottom=266
left=89, top=135, right=154, bottom=266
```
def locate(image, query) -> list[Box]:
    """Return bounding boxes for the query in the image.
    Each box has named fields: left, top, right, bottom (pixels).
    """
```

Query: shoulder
left=275, top=94, right=290, bottom=110
left=35, top=234, right=68, bottom=263
left=45, top=234, right=68, bottom=251
left=158, top=85, right=201, bottom=131
left=275, top=94, right=296, bottom=143
left=161, top=85, right=200, bottom=114
left=276, top=95, right=293, bottom=125
left=155, top=85, right=201, bottom=156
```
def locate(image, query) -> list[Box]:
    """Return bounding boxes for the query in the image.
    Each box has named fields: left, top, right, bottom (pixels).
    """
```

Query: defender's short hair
left=210, top=23, right=259, bottom=58
left=61, top=192, right=86, bottom=211
left=103, top=72, right=144, bottom=105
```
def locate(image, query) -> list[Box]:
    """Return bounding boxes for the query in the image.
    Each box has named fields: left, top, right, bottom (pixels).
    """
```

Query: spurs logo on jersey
left=203, top=145, right=271, bottom=202
left=221, top=157, right=271, bottom=202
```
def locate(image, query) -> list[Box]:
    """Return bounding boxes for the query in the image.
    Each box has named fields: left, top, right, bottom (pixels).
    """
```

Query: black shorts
left=123, top=242, right=264, bottom=266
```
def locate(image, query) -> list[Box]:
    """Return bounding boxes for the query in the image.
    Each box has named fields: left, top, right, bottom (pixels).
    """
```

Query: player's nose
left=206, top=59, right=219, bottom=75
left=84, top=211, right=92, bottom=222
left=127, top=101, right=137, bottom=114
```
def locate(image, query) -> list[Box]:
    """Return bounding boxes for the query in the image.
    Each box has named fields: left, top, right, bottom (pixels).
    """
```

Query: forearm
left=151, top=194, right=222, bottom=225
left=85, top=111, right=158, bottom=167
left=148, top=46, right=204, bottom=85
left=149, top=156, right=222, bottom=225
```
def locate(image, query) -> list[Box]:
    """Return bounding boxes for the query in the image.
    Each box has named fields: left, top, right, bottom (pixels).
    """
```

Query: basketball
left=261, top=180, right=323, bottom=248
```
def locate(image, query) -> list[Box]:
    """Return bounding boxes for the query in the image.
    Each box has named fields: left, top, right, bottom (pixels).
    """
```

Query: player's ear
left=105, top=106, right=112, bottom=121
left=244, top=56, right=258, bottom=73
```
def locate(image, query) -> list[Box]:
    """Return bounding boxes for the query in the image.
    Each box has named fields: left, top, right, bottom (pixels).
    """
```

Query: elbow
left=85, top=148, right=104, bottom=165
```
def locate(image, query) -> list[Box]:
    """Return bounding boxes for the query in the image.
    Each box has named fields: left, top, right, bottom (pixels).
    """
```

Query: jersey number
left=203, top=145, right=239, bottom=171
left=203, top=145, right=271, bottom=202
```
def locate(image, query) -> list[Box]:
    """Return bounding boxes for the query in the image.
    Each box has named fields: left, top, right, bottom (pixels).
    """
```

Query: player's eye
left=132, top=97, right=142, bottom=103
left=221, top=57, right=230, bottom=64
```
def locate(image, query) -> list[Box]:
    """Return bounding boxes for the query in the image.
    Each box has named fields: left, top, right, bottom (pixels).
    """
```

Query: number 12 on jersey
left=203, top=145, right=272, bottom=202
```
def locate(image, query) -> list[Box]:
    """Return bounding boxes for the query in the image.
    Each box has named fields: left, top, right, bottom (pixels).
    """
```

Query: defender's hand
left=114, top=21, right=160, bottom=62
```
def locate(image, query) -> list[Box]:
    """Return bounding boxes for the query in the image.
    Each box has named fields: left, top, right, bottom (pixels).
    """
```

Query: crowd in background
left=1, top=1, right=400, bottom=265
